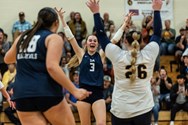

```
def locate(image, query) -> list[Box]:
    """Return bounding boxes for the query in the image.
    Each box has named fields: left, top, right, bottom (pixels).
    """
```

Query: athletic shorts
left=111, top=110, right=152, bottom=125
left=15, top=96, right=64, bottom=112
left=79, top=84, right=104, bottom=104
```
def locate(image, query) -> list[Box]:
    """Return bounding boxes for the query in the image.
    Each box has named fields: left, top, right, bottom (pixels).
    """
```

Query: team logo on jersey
left=90, top=59, right=95, bottom=62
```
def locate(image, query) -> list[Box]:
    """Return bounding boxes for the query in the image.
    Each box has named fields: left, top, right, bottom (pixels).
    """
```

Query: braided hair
left=126, top=30, right=141, bottom=81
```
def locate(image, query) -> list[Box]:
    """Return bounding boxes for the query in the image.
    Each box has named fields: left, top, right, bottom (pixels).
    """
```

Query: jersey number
left=27, top=35, right=40, bottom=52
left=125, top=64, right=147, bottom=79
left=90, top=62, right=95, bottom=72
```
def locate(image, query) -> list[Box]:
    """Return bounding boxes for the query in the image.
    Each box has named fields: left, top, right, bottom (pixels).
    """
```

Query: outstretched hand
left=124, top=12, right=134, bottom=28
left=86, top=0, right=100, bottom=14
left=54, top=7, right=65, bottom=20
left=152, top=0, right=162, bottom=11
left=54, top=7, right=67, bottom=27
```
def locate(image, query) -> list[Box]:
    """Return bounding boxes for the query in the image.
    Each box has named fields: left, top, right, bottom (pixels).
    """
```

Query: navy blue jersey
left=12, top=29, right=63, bottom=100
left=79, top=52, right=104, bottom=87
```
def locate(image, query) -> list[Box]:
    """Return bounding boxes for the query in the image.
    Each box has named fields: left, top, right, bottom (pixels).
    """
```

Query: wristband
left=63, top=26, right=74, bottom=40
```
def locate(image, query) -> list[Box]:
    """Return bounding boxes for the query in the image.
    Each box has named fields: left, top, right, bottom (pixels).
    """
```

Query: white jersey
left=105, top=42, right=159, bottom=118
left=0, top=81, right=4, bottom=89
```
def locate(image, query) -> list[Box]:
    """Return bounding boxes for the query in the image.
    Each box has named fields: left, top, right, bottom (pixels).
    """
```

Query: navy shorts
left=80, top=84, right=104, bottom=104
left=15, top=96, right=64, bottom=112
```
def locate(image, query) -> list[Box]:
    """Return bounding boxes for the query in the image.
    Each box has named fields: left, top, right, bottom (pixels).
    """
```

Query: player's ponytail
left=67, top=55, right=79, bottom=68
left=67, top=46, right=87, bottom=68
left=130, top=32, right=140, bottom=81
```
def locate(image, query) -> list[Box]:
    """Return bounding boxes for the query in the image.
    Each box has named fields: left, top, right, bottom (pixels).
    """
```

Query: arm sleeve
left=94, top=13, right=111, bottom=51
left=149, top=11, right=162, bottom=45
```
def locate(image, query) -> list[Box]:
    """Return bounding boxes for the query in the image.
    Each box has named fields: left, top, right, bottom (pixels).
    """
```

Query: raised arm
left=111, top=12, right=134, bottom=44
left=56, top=8, right=84, bottom=62
left=86, top=0, right=111, bottom=52
left=149, top=0, right=162, bottom=45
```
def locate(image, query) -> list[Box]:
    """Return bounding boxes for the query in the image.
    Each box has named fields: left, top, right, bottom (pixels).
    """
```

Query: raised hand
left=152, top=0, right=162, bottom=11
left=124, top=12, right=134, bottom=28
left=55, top=8, right=65, bottom=20
left=86, top=0, right=100, bottom=14
left=55, top=7, right=68, bottom=27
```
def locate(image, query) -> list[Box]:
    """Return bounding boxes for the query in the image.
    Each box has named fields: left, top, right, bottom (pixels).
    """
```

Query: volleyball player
left=56, top=8, right=106, bottom=125
left=86, top=0, right=162, bottom=124
left=4, top=7, right=90, bottom=125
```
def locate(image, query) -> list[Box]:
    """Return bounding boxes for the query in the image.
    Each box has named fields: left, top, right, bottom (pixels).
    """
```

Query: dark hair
left=0, top=28, right=4, bottom=34
left=177, top=74, right=186, bottom=80
left=4, top=33, right=8, bottom=38
left=16, top=7, right=58, bottom=52
left=73, top=12, right=83, bottom=24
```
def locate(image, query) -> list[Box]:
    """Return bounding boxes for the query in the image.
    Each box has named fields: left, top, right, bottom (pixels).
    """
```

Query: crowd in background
left=0, top=8, right=188, bottom=125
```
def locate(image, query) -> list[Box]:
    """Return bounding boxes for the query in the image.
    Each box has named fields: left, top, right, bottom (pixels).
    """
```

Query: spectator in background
left=160, top=19, right=176, bottom=55
left=103, top=12, right=114, bottom=32
left=106, top=24, right=116, bottom=40
left=93, top=12, right=115, bottom=35
left=58, top=31, right=72, bottom=57
left=186, top=26, right=188, bottom=46
left=180, top=48, right=188, bottom=79
left=174, top=28, right=187, bottom=72
left=68, top=12, right=87, bottom=48
left=151, top=77, right=160, bottom=125
left=170, top=74, right=188, bottom=125
left=103, top=75, right=113, bottom=112
left=0, top=29, right=10, bottom=76
left=60, top=56, right=70, bottom=78
left=141, top=13, right=153, bottom=44
left=12, top=11, right=32, bottom=41
left=103, top=59, right=112, bottom=77
left=65, top=70, right=79, bottom=112
left=186, top=19, right=188, bottom=30
left=3, top=33, right=12, bottom=49
left=2, top=63, right=16, bottom=89
left=156, top=67, right=172, bottom=110
left=67, top=11, right=75, bottom=25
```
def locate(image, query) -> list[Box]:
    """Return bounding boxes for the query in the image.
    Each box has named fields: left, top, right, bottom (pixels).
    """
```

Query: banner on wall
left=125, top=0, right=174, bottom=20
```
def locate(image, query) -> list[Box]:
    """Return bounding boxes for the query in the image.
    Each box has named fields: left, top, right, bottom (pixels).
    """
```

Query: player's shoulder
left=47, top=33, right=62, bottom=41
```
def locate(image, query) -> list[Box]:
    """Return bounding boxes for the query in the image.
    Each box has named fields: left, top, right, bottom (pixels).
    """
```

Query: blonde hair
left=67, top=47, right=87, bottom=68
left=130, top=32, right=140, bottom=81
left=67, top=55, right=79, bottom=68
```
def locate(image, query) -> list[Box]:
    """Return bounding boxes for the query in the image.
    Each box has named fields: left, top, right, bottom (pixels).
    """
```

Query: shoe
left=170, top=121, right=174, bottom=125
left=154, top=123, right=158, bottom=125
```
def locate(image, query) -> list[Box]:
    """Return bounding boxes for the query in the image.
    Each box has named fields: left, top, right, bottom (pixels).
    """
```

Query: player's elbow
left=4, top=56, right=15, bottom=64
left=46, top=62, right=57, bottom=75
